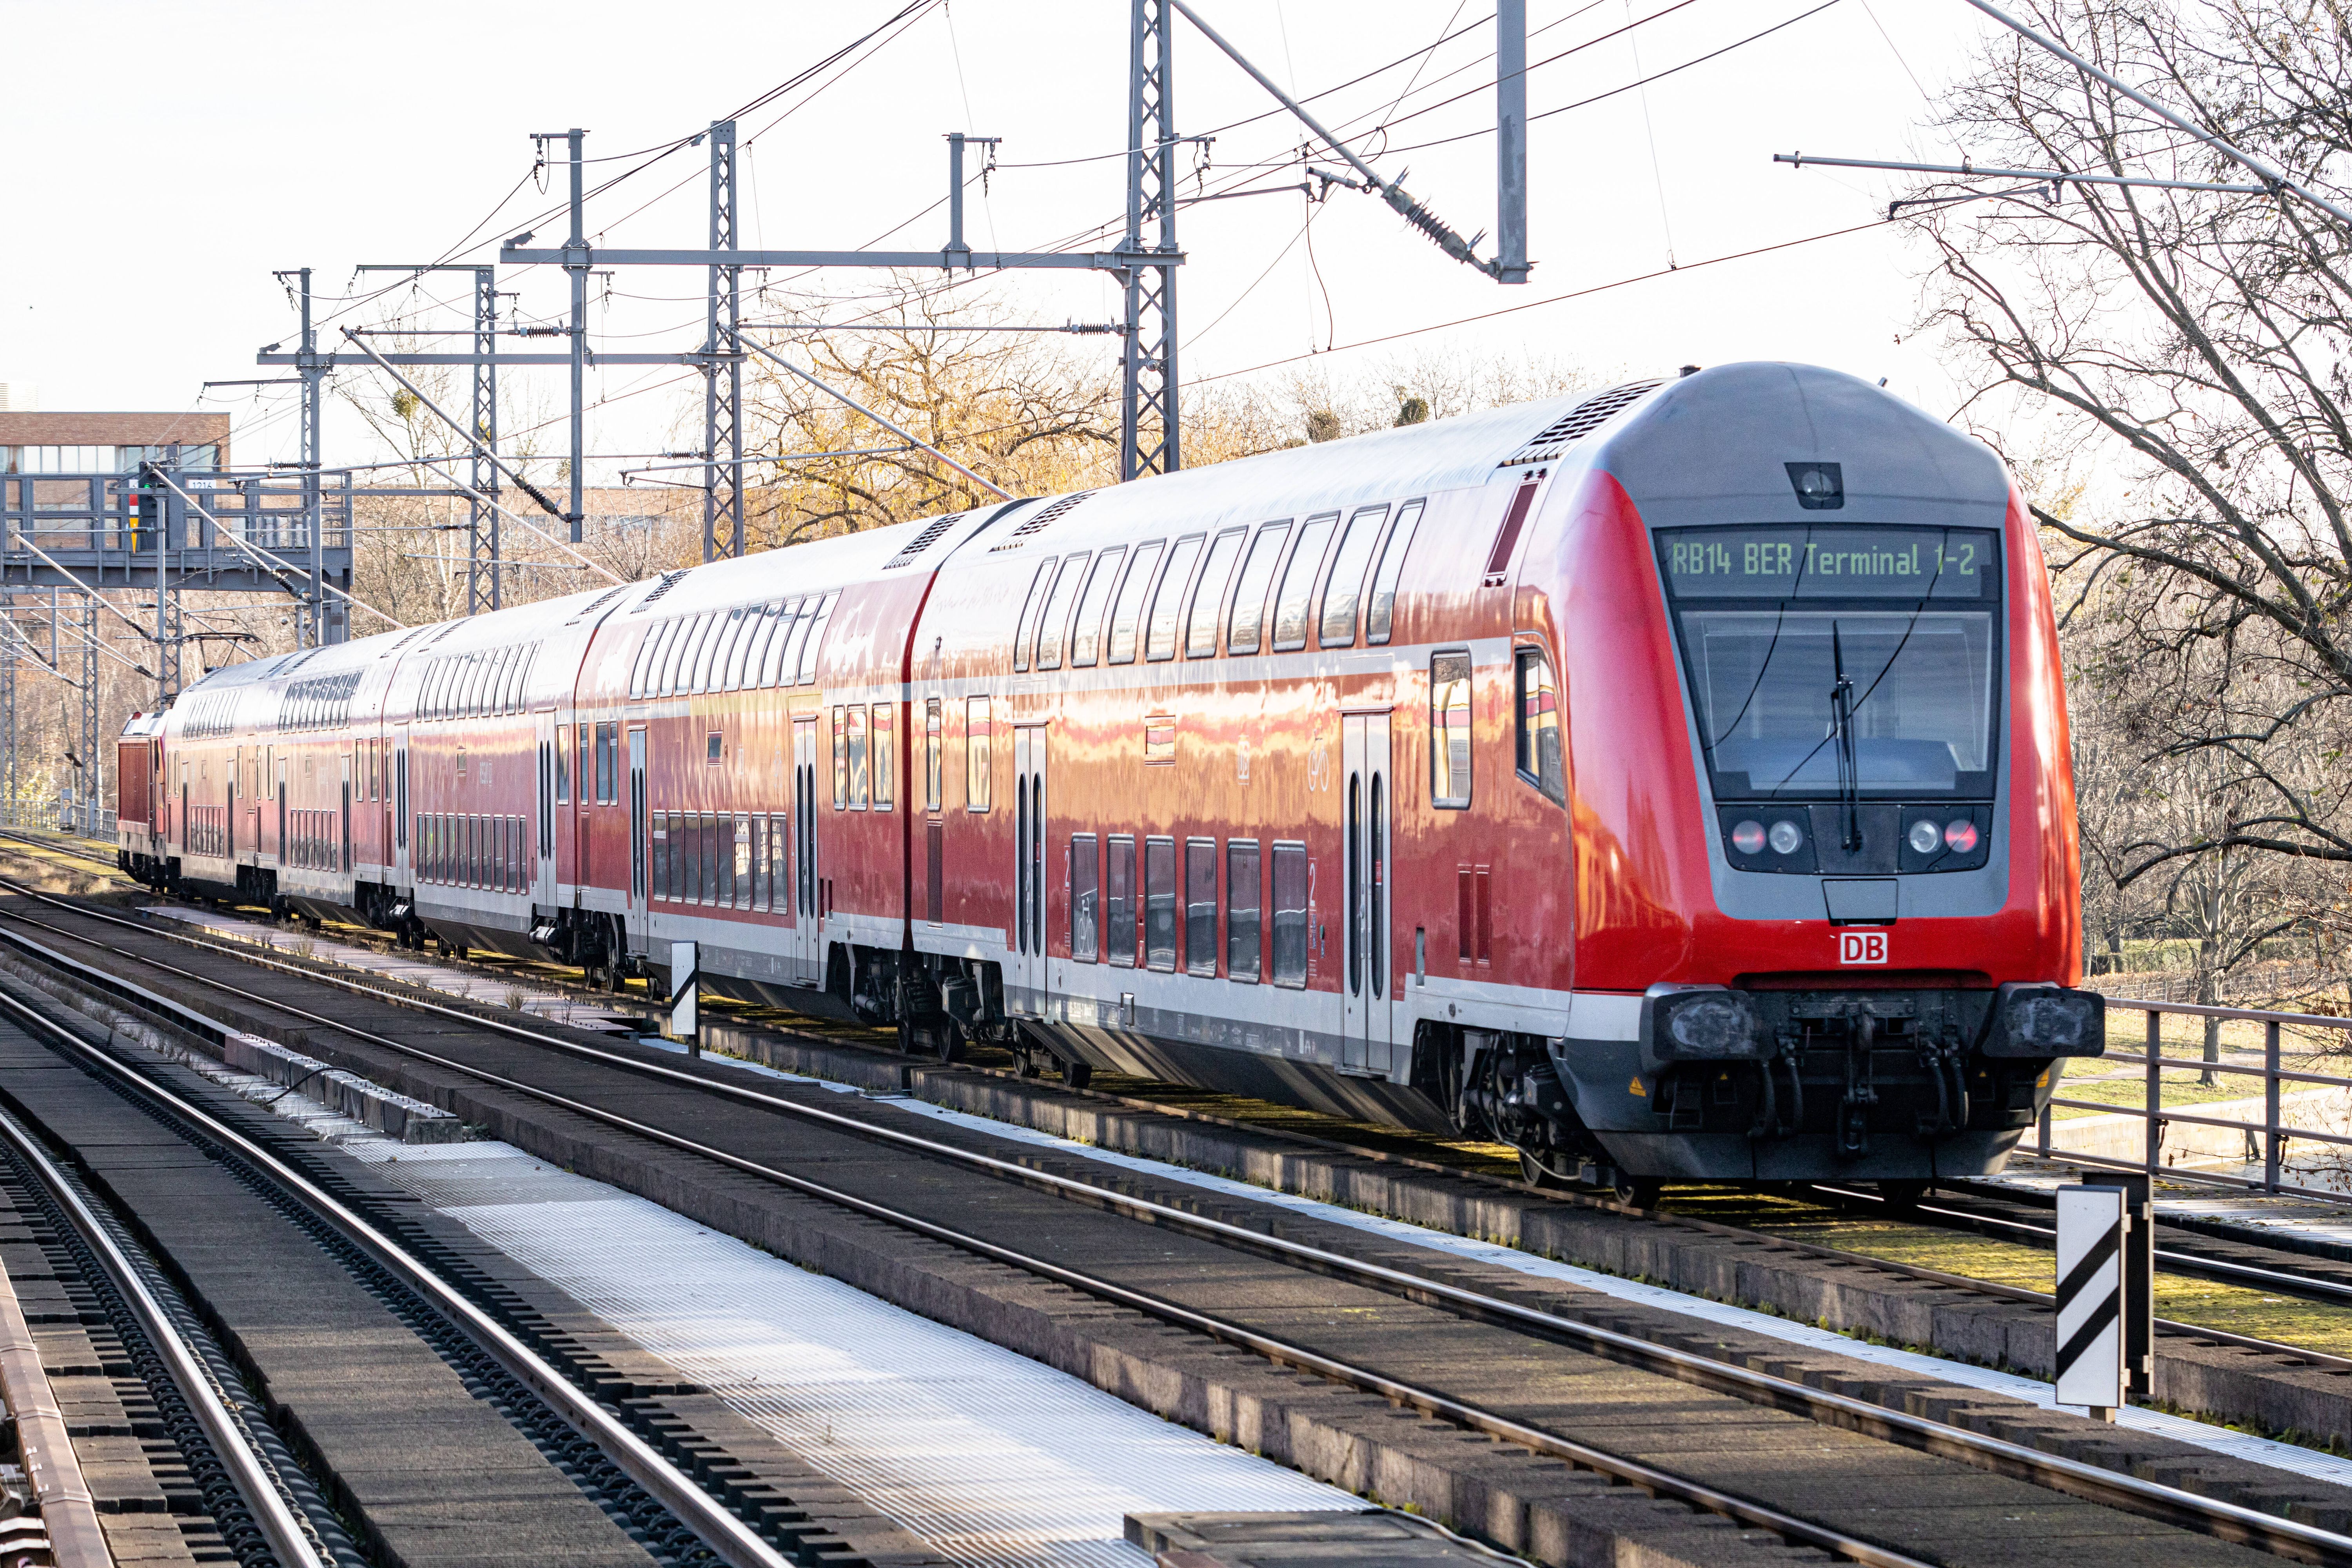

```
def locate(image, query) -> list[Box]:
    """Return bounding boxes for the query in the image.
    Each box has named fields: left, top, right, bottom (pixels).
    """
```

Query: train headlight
left=1730, top=819, right=1766, bottom=855
left=1943, top=819, right=1979, bottom=853
left=1984, top=982, right=2106, bottom=1058
left=1766, top=818, right=1805, bottom=855
left=1907, top=820, right=1941, bottom=855
left=1643, top=985, right=1765, bottom=1065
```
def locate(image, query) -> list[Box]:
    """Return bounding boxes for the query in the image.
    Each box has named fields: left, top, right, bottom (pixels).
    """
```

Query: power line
left=1191, top=214, right=1888, bottom=385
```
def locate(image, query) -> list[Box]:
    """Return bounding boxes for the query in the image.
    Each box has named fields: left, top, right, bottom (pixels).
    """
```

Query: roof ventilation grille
left=571, top=584, right=629, bottom=622
left=883, top=512, right=966, bottom=569
left=1499, top=379, right=1664, bottom=468
left=988, top=491, right=1094, bottom=552
left=635, top=570, right=690, bottom=610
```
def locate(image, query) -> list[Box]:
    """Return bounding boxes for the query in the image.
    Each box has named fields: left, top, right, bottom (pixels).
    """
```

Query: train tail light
left=1943, top=819, right=1979, bottom=853
left=1730, top=819, right=1766, bottom=855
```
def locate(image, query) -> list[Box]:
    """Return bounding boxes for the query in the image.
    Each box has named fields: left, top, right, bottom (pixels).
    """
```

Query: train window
left=773, top=601, right=813, bottom=688
left=833, top=708, right=849, bottom=809
left=1012, top=558, right=1056, bottom=673
left=659, top=619, right=694, bottom=696
left=847, top=707, right=869, bottom=810
left=871, top=706, right=893, bottom=811
left=1272, top=513, right=1339, bottom=652
left=694, top=613, right=730, bottom=692
left=1140, top=536, right=1196, bottom=661
left=1367, top=500, right=1424, bottom=644
left=577, top=724, right=591, bottom=800
left=765, top=598, right=792, bottom=678
left=676, top=615, right=713, bottom=694
left=724, top=608, right=759, bottom=690
left=1070, top=833, right=1100, bottom=961
left=749, top=816, right=766, bottom=910
left=703, top=815, right=723, bottom=904
left=965, top=697, right=991, bottom=812
left=1181, top=531, right=1237, bottom=659
left=797, top=592, right=838, bottom=685
left=1069, top=546, right=1126, bottom=668
left=706, top=731, right=722, bottom=766
left=678, top=813, right=697, bottom=902
left=1184, top=838, right=1217, bottom=976
left=924, top=698, right=943, bottom=812
left=1270, top=842, right=1310, bottom=988
left=597, top=722, right=619, bottom=804
left=1318, top=504, right=1389, bottom=648
left=630, top=629, right=655, bottom=698
left=768, top=807, right=787, bottom=903
left=1431, top=653, right=1473, bottom=809
left=651, top=815, right=669, bottom=899
left=555, top=730, right=569, bottom=803
left=1105, top=836, right=1136, bottom=967
left=737, top=603, right=779, bottom=690
left=1105, top=541, right=1163, bottom=665
left=716, top=815, right=737, bottom=906
left=1225, top=522, right=1290, bottom=655
left=1226, top=840, right=1261, bottom=982
left=1033, top=553, right=1089, bottom=671
left=733, top=817, right=752, bottom=906
left=707, top=609, right=742, bottom=691
left=654, top=620, right=686, bottom=693
left=501, top=647, right=525, bottom=713
left=1145, top=837, right=1177, bottom=972
left=1515, top=648, right=1565, bottom=804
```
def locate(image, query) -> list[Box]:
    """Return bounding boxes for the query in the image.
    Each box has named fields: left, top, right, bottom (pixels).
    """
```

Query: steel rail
left=2, top=893, right=2348, bottom=1564
left=0, top=964, right=791, bottom=1568
left=0, top=1103, right=329, bottom=1568
left=1808, top=1181, right=2352, bottom=1307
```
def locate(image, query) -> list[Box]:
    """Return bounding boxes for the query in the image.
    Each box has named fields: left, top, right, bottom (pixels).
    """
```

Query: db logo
left=1838, top=930, right=1888, bottom=966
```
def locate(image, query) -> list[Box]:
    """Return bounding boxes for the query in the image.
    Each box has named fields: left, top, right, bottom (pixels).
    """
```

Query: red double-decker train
left=116, top=363, right=2103, bottom=1196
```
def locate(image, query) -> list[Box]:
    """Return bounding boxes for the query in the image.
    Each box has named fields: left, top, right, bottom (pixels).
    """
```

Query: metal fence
left=2038, top=996, right=2352, bottom=1202
left=0, top=799, right=114, bottom=838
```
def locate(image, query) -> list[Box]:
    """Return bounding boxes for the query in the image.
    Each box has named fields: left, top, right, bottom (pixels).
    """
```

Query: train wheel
left=933, top=1021, right=966, bottom=1066
left=1518, top=1152, right=1567, bottom=1191
left=1612, top=1173, right=1661, bottom=1209
left=1061, top=1058, right=1093, bottom=1090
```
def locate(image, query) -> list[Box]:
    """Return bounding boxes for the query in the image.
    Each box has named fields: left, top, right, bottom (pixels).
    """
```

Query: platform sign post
left=668, top=939, right=699, bottom=1058
left=2111, top=1172, right=2154, bottom=1402
left=2054, top=1182, right=2128, bottom=1419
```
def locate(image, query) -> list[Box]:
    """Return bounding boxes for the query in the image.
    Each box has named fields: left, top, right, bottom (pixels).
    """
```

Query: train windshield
left=1656, top=524, right=2001, bottom=799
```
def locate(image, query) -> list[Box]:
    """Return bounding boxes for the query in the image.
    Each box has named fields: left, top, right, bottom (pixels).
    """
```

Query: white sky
left=0, top=0, right=2001, bottom=478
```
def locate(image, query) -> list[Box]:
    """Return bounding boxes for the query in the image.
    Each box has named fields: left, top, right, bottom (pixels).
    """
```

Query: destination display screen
left=1658, top=525, right=1998, bottom=599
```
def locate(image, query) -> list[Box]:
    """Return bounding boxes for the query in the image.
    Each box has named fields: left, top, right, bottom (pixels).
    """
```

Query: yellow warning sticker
left=1628, top=1076, right=1646, bottom=1097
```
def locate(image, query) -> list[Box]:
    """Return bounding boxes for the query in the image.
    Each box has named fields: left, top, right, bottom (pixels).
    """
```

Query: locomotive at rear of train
left=116, top=363, right=2104, bottom=1191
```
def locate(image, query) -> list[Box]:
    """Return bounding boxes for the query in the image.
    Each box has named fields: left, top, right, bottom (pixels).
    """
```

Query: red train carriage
left=119, top=363, right=2103, bottom=1192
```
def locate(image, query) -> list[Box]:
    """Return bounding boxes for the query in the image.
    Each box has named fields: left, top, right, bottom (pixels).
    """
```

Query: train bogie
left=119, top=363, right=2102, bottom=1187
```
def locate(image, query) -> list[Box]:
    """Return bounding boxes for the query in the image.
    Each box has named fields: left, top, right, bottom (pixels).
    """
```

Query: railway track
left=0, top=919, right=838, bottom=1568
left=0, top=884, right=2344, bottom=1565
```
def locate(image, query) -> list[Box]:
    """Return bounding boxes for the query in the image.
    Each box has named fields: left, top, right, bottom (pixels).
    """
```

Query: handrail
left=2040, top=996, right=2352, bottom=1200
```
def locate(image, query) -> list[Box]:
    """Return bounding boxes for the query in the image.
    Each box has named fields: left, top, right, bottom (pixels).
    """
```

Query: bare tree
left=1918, top=0, right=2352, bottom=894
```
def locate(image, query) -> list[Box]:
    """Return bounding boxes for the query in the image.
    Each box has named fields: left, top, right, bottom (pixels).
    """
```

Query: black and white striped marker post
left=2055, top=1183, right=2127, bottom=1419
left=669, top=940, right=699, bottom=1058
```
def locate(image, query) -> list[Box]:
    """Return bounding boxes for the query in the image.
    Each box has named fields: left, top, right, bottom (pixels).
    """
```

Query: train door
left=627, top=727, right=647, bottom=943
left=394, top=727, right=410, bottom=881
left=534, top=711, right=557, bottom=906
left=1341, top=713, right=1394, bottom=1075
left=791, top=717, right=821, bottom=984
left=1010, top=726, right=1049, bottom=1016
left=274, top=757, right=286, bottom=866
left=339, top=752, right=352, bottom=875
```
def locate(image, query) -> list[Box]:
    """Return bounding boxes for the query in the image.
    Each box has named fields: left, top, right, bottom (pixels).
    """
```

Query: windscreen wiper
left=1830, top=623, right=1862, bottom=851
